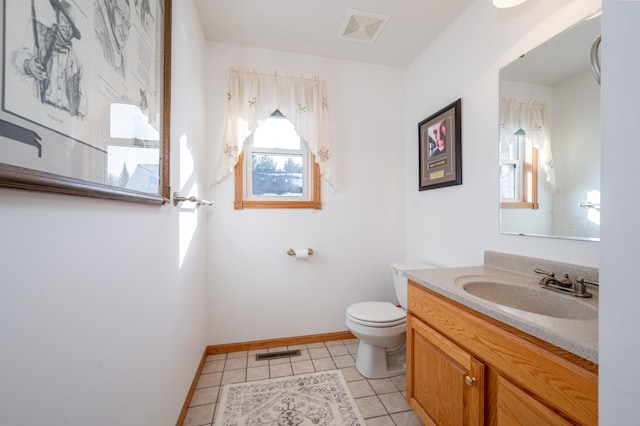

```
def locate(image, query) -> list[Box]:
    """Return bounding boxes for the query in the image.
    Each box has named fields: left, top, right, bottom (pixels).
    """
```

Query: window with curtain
left=236, top=110, right=321, bottom=209
left=212, top=68, right=333, bottom=209
left=500, top=128, right=539, bottom=208
left=499, top=98, right=553, bottom=209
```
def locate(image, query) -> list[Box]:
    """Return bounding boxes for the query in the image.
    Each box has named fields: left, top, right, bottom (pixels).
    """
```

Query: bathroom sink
left=460, top=280, right=598, bottom=320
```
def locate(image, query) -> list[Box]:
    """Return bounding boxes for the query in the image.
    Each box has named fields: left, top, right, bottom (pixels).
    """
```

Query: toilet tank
left=390, top=261, right=437, bottom=309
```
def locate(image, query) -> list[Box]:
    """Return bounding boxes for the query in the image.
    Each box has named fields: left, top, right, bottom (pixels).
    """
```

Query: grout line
left=183, top=339, right=421, bottom=426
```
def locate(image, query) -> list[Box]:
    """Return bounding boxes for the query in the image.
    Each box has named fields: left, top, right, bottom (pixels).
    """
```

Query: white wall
left=552, top=70, right=600, bottom=238
left=600, top=0, right=640, bottom=422
left=204, top=44, right=407, bottom=344
left=405, top=0, right=600, bottom=268
left=0, top=1, right=208, bottom=425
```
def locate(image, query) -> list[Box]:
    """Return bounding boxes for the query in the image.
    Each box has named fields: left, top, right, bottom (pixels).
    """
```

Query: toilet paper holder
left=287, top=248, right=314, bottom=256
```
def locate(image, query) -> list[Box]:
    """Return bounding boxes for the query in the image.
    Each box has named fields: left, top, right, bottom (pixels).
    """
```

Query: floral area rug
left=214, top=370, right=365, bottom=425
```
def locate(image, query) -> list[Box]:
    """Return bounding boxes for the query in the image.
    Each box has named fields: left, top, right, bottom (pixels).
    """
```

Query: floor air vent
left=255, top=350, right=301, bottom=361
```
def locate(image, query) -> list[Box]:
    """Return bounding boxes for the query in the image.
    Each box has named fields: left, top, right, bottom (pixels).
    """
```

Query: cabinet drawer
left=495, top=374, right=574, bottom=426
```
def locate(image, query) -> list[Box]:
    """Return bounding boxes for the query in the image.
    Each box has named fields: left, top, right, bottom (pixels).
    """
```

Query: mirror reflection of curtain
left=213, top=67, right=333, bottom=188
left=500, top=97, right=555, bottom=187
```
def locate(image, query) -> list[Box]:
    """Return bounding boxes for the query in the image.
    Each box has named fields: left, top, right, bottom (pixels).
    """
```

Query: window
left=234, top=112, right=321, bottom=209
left=500, top=129, right=538, bottom=209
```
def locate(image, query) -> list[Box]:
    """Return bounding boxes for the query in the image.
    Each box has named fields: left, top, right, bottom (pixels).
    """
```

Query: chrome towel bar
left=287, top=248, right=314, bottom=256
left=172, top=192, right=212, bottom=208
left=591, top=34, right=601, bottom=86
left=579, top=201, right=600, bottom=211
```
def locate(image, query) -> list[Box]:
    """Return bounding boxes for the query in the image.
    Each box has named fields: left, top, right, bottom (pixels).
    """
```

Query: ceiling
left=500, top=14, right=601, bottom=86
left=194, top=0, right=476, bottom=67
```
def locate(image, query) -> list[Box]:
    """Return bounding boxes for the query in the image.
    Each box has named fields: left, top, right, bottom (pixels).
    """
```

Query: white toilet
left=345, top=262, right=435, bottom=379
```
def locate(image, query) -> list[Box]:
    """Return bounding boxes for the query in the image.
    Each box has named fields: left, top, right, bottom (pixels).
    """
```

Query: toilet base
left=354, top=339, right=406, bottom=379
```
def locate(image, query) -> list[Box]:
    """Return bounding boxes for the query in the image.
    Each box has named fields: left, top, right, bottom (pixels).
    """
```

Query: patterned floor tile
left=187, top=338, right=423, bottom=426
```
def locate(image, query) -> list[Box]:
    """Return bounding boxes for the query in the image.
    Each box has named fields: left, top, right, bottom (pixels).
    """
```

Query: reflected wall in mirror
left=499, top=12, right=601, bottom=241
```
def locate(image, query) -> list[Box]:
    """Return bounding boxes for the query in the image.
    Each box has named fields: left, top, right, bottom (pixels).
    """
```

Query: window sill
left=235, top=200, right=321, bottom=209
left=500, top=201, right=539, bottom=210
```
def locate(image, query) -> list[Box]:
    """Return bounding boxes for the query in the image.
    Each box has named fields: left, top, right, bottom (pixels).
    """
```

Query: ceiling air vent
left=337, top=9, right=390, bottom=44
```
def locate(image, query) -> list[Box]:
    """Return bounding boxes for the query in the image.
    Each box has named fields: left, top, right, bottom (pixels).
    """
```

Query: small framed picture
left=418, top=99, right=462, bottom=191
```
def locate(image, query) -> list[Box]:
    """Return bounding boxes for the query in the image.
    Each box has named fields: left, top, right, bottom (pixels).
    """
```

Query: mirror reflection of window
left=109, top=103, right=159, bottom=143
left=500, top=124, right=538, bottom=209
left=500, top=129, right=525, bottom=201
left=498, top=13, right=600, bottom=241
left=107, top=101, right=161, bottom=194
left=107, top=145, right=160, bottom=193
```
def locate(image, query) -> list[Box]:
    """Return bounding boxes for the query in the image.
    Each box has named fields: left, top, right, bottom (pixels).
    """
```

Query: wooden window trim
left=234, top=151, right=322, bottom=210
left=500, top=147, right=538, bottom=210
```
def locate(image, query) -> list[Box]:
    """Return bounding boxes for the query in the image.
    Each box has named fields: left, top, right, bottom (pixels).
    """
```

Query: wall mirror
left=499, top=12, right=601, bottom=241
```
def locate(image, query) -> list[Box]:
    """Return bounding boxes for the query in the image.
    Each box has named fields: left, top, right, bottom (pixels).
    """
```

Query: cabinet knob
left=464, top=375, right=477, bottom=387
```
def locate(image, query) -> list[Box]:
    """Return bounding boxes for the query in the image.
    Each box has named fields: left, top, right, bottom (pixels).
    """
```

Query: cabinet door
left=407, top=314, right=485, bottom=426
left=495, top=375, right=573, bottom=426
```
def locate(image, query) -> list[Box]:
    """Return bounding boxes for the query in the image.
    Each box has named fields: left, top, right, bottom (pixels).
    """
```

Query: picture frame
left=418, top=98, right=462, bottom=191
left=0, top=0, right=172, bottom=204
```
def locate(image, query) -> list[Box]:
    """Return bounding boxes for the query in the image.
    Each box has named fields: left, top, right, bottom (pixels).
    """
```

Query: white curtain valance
left=213, top=67, right=333, bottom=189
left=499, top=97, right=555, bottom=186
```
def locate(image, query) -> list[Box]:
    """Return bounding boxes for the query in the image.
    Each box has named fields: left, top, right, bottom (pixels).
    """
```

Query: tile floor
left=183, top=338, right=424, bottom=426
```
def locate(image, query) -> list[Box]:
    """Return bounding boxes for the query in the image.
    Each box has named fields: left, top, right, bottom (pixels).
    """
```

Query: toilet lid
left=346, top=302, right=406, bottom=325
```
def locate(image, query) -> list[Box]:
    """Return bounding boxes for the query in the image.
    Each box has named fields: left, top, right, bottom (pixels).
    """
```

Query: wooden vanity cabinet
left=406, top=281, right=598, bottom=426
left=407, top=314, right=485, bottom=425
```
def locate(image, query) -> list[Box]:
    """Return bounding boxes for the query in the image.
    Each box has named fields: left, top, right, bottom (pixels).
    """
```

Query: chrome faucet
left=535, top=268, right=573, bottom=288
left=534, top=269, right=597, bottom=298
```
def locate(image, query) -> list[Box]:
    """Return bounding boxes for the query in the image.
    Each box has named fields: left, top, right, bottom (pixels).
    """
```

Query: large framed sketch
left=0, top=0, right=171, bottom=204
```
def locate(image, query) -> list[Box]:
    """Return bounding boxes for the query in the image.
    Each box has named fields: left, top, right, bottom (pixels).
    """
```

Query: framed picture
left=0, top=0, right=172, bottom=204
left=418, top=98, right=462, bottom=191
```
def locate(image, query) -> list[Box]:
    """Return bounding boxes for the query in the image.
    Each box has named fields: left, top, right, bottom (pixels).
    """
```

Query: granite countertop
left=404, top=264, right=599, bottom=364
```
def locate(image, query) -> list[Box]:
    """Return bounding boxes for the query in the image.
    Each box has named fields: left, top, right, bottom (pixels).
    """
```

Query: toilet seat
left=346, top=302, right=406, bottom=328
